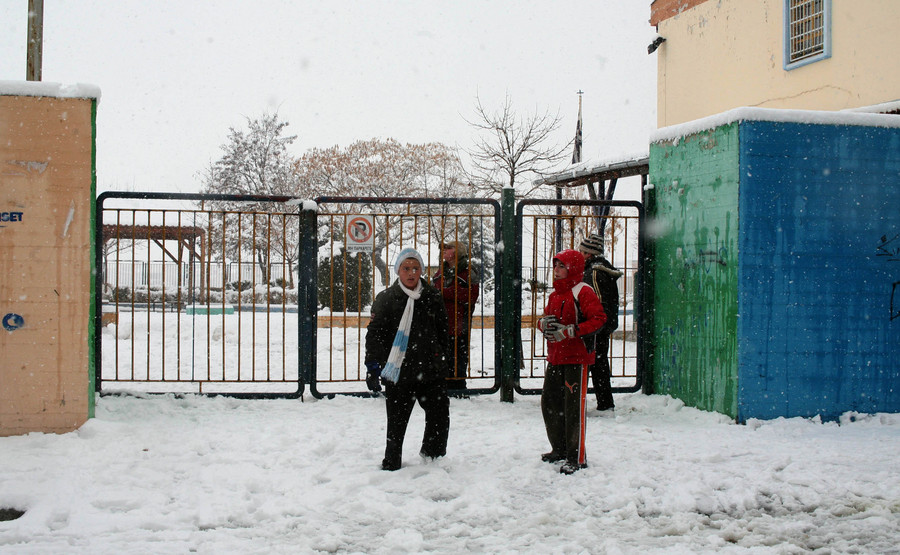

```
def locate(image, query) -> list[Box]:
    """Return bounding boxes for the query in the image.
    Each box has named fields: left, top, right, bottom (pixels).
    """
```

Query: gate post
left=499, top=187, right=518, bottom=402
left=297, top=203, right=317, bottom=395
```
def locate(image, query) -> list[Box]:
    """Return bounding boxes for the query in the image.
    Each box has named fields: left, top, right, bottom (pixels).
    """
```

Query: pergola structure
left=100, top=223, right=207, bottom=300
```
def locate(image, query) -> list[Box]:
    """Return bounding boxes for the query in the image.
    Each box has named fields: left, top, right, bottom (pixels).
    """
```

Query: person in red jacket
left=536, top=249, right=606, bottom=474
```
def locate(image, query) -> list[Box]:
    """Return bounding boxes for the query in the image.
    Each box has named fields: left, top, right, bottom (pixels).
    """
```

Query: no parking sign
left=346, top=215, right=374, bottom=253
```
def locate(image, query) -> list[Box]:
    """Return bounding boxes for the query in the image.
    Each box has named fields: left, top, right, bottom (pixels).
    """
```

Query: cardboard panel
left=0, top=94, right=94, bottom=436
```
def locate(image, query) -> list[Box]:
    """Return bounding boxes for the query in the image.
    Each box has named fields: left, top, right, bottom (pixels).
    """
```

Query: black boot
left=381, top=458, right=401, bottom=471
left=559, top=461, right=587, bottom=475
left=541, top=451, right=565, bottom=463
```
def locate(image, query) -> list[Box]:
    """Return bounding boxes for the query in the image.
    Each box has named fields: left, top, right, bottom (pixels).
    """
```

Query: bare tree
left=293, top=139, right=474, bottom=280
left=200, top=112, right=300, bottom=286
left=465, top=94, right=572, bottom=198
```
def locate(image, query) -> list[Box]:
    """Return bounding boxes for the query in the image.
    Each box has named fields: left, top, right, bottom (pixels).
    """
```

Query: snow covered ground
left=1, top=390, right=899, bottom=553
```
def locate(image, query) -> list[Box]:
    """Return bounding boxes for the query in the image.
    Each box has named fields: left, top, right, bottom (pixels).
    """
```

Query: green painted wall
left=647, top=124, right=740, bottom=418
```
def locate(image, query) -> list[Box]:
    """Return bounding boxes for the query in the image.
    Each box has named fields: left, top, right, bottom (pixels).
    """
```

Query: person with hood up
left=365, top=248, right=452, bottom=471
left=536, top=249, right=607, bottom=474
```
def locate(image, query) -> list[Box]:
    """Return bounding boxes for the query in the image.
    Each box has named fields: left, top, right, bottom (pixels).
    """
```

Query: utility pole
left=27, top=0, right=44, bottom=81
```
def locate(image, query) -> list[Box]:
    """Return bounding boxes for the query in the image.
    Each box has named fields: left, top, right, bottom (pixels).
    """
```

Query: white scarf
left=380, top=280, right=423, bottom=384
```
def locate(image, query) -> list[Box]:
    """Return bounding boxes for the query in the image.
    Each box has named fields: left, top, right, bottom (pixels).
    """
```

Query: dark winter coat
left=584, top=255, right=623, bottom=335
left=539, top=249, right=607, bottom=366
left=431, top=256, right=480, bottom=336
left=365, top=280, right=452, bottom=384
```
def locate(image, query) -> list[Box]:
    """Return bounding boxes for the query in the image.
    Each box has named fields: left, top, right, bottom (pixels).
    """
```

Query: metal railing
left=516, top=198, right=645, bottom=394
left=96, top=192, right=304, bottom=397
left=95, top=192, right=643, bottom=398
left=307, top=196, right=502, bottom=397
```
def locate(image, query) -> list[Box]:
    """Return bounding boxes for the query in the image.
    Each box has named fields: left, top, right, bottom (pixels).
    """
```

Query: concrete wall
left=654, top=0, right=900, bottom=127
left=1, top=86, right=97, bottom=436
left=737, top=120, right=900, bottom=421
left=647, top=123, right=741, bottom=418
left=648, top=110, right=900, bottom=421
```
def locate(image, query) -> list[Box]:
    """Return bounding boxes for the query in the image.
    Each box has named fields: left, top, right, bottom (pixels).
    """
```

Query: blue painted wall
left=737, top=121, right=900, bottom=421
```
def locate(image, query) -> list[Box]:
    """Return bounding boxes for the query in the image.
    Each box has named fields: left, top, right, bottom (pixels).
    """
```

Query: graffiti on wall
left=2, top=313, right=24, bottom=331
left=0, top=211, right=24, bottom=228
left=674, top=245, right=730, bottom=296
left=876, top=233, right=900, bottom=321
left=683, top=247, right=729, bottom=269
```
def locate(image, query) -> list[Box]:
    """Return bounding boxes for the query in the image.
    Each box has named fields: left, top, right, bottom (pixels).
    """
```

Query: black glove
left=365, top=361, right=383, bottom=393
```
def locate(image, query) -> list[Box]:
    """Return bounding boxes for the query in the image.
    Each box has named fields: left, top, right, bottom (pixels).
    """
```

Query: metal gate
left=304, top=197, right=501, bottom=397
left=95, top=192, right=306, bottom=397
left=95, top=192, right=643, bottom=398
left=514, top=198, right=645, bottom=395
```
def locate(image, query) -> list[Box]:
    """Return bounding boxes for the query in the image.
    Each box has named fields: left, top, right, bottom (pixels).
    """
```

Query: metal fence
left=309, top=196, right=501, bottom=396
left=103, top=260, right=294, bottom=291
left=95, top=192, right=643, bottom=398
left=97, top=192, right=304, bottom=396
left=516, top=199, right=643, bottom=394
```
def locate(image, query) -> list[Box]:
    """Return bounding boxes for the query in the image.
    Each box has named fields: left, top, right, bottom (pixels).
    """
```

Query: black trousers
left=448, top=333, right=470, bottom=387
left=383, top=379, right=450, bottom=468
left=541, top=363, right=588, bottom=466
left=589, top=333, right=615, bottom=410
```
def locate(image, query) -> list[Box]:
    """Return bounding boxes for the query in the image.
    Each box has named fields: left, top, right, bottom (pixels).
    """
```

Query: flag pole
left=572, top=91, right=583, bottom=165
left=556, top=91, right=583, bottom=252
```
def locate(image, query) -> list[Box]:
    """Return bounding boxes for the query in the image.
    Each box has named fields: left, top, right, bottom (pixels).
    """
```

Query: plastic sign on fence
left=346, top=215, right=375, bottom=253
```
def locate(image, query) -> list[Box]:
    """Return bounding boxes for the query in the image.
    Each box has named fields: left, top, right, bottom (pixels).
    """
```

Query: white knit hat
left=394, top=247, right=425, bottom=273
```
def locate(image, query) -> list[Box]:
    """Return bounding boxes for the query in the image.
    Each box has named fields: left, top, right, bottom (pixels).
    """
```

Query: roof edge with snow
left=535, top=153, right=650, bottom=187
left=0, top=80, right=101, bottom=100
left=651, top=106, right=900, bottom=145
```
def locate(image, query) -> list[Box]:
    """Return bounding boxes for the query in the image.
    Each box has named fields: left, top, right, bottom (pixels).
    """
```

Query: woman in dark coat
left=431, top=240, right=480, bottom=390
left=365, top=248, right=452, bottom=471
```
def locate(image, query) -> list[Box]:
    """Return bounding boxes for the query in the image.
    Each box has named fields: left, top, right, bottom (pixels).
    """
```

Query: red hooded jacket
left=539, top=249, right=607, bottom=365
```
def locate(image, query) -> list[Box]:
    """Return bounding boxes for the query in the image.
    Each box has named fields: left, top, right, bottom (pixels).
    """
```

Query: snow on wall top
left=0, top=80, right=101, bottom=100
left=846, top=99, right=900, bottom=114
left=650, top=106, right=900, bottom=144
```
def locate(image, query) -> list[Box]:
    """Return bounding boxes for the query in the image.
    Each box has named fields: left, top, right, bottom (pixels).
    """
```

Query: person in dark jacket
left=536, top=249, right=606, bottom=474
left=431, top=240, right=480, bottom=391
left=578, top=233, right=624, bottom=412
left=365, top=248, right=452, bottom=471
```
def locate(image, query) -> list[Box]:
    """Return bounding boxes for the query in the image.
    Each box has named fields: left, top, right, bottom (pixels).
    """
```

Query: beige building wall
left=0, top=86, right=98, bottom=436
left=654, top=0, right=900, bottom=127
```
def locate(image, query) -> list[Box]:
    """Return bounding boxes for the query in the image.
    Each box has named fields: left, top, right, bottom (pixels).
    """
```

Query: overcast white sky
left=1, top=1, right=658, bottom=194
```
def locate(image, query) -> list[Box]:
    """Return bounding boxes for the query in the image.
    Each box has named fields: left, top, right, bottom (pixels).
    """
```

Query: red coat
left=432, top=257, right=479, bottom=336
left=540, top=249, right=607, bottom=365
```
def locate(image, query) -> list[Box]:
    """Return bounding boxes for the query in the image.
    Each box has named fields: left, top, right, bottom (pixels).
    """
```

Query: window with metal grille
left=784, top=0, right=831, bottom=69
